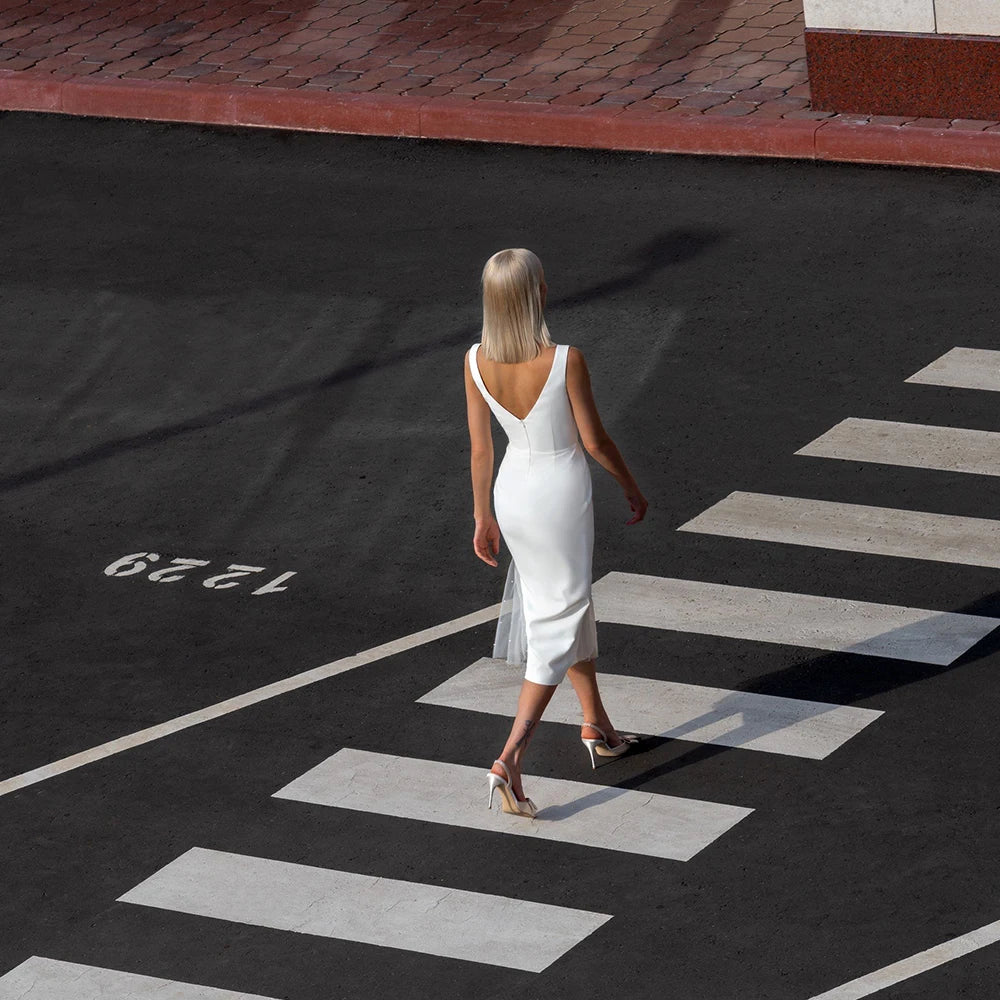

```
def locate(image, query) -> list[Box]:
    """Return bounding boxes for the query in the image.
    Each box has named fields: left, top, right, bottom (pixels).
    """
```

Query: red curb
left=601, top=111, right=821, bottom=158
left=814, top=119, right=1000, bottom=173
left=1, top=69, right=999, bottom=173
left=419, top=97, right=624, bottom=149
left=0, top=70, right=62, bottom=111
left=418, top=95, right=822, bottom=158
left=63, top=77, right=241, bottom=126
left=64, top=76, right=426, bottom=137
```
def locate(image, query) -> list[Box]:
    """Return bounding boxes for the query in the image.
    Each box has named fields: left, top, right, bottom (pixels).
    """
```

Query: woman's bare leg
left=492, top=679, right=557, bottom=800
left=566, top=658, right=625, bottom=747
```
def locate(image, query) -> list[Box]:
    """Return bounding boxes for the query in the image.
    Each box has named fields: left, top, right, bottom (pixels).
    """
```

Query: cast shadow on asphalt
left=598, top=589, right=1000, bottom=797
left=0, top=230, right=721, bottom=494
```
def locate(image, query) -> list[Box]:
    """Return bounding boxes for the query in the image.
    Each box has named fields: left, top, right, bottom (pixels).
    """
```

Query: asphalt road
left=2, top=109, right=1000, bottom=1000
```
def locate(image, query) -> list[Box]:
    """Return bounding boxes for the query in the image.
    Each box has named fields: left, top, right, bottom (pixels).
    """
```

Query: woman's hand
left=474, top=515, right=501, bottom=566
left=624, top=488, right=648, bottom=525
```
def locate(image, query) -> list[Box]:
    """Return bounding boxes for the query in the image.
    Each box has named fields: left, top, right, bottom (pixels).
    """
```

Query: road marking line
left=418, top=659, right=882, bottom=759
left=273, top=747, right=752, bottom=861
left=905, top=346, right=1000, bottom=392
left=677, top=491, right=1000, bottom=568
left=795, top=417, right=1000, bottom=477
left=0, top=956, right=277, bottom=999
left=118, top=847, right=610, bottom=973
left=0, top=604, right=500, bottom=798
left=592, top=571, right=996, bottom=665
left=807, top=917, right=1000, bottom=999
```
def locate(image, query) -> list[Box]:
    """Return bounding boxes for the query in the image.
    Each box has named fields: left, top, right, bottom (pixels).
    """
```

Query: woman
left=464, top=248, right=648, bottom=818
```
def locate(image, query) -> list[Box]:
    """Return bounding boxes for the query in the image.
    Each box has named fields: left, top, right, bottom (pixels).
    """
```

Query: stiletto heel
left=487, top=771, right=503, bottom=810
left=485, top=759, right=538, bottom=818
left=580, top=722, right=639, bottom=769
left=581, top=738, right=600, bottom=770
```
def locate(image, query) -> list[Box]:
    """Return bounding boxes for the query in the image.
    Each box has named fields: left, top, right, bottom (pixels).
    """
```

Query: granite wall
left=803, top=1, right=1000, bottom=119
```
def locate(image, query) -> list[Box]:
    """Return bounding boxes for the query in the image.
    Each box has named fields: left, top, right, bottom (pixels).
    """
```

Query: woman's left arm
left=465, top=355, right=500, bottom=567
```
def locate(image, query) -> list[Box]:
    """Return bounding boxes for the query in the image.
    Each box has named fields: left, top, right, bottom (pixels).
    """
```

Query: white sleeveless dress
left=468, top=341, right=599, bottom=686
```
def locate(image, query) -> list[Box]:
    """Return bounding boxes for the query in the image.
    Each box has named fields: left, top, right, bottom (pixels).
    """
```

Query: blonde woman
left=465, top=248, right=648, bottom=818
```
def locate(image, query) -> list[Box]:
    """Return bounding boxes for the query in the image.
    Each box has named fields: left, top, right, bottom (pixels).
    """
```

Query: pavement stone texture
left=2, top=0, right=1000, bottom=134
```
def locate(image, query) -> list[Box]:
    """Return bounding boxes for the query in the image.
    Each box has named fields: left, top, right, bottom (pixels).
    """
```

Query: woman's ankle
left=493, top=756, right=518, bottom=777
left=582, top=719, right=619, bottom=744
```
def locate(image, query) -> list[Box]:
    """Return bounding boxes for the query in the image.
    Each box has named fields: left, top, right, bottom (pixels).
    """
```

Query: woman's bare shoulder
left=566, top=345, right=590, bottom=376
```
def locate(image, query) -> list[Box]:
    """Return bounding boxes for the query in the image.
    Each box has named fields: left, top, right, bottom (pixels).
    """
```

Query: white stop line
left=0, top=603, right=500, bottom=798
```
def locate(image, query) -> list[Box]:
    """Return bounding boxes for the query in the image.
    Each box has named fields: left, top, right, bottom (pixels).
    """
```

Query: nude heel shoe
left=580, top=722, right=640, bottom=769
left=486, top=759, right=538, bottom=818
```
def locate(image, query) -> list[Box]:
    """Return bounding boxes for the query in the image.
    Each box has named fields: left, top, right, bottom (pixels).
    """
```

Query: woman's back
left=474, top=344, right=558, bottom=420
left=468, top=341, right=580, bottom=458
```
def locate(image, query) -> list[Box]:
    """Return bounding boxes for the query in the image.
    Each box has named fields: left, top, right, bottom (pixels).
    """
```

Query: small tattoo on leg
left=513, top=720, right=535, bottom=749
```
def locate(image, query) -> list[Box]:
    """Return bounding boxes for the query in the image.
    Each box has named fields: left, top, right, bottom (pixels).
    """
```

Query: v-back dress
left=468, top=340, right=599, bottom=686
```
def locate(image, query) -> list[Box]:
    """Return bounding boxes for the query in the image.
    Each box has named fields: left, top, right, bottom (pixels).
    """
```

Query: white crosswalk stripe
left=418, top=658, right=882, bottom=759
left=117, top=847, right=611, bottom=973
left=273, top=747, right=752, bottom=861
left=794, top=417, right=1000, bottom=477
left=905, top=346, right=1000, bottom=392
left=0, top=956, right=277, bottom=1000
left=591, top=571, right=995, bottom=665
left=677, top=490, right=1000, bottom=569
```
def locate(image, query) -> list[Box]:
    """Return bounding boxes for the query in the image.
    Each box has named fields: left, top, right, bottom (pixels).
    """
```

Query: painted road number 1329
left=104, top=552, right=295, bottom=595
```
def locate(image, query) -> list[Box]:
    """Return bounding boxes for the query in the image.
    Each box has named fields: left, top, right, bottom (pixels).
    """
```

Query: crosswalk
left=904, top=346, right=1000, bottom=392
left=273, top=747, right=752, bottom=860
left=678, top=491, right=1000, bottom=568
left=588, top=571, right=996, bottom=665
left=0, top=957, right=280, bottom=1000
left=795, top=417, right=1000, bottom=476
left=420, top=657, right=882, bottom=759
left=118, top=847, right=610, bottom=973
left=3, top=345, right=997, bottom=999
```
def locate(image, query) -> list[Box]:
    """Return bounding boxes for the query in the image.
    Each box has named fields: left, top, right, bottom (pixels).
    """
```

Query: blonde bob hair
left=480, top=248, right=554, bottom=363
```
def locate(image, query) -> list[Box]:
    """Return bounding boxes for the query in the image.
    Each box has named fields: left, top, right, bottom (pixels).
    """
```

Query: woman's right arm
left=566, top=346, right=648, bottom=524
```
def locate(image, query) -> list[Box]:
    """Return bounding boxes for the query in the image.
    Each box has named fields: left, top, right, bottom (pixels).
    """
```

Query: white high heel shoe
left=580, top=722, right=640, bottom=769
left=486, top=759, right=538, bottom=818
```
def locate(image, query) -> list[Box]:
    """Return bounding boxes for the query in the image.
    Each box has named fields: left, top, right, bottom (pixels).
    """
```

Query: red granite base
left=806, top=27, right=1000, bottom=120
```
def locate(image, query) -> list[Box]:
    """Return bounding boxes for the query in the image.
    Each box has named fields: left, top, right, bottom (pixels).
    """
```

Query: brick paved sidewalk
left=2, top=0, right=1000, bottom=170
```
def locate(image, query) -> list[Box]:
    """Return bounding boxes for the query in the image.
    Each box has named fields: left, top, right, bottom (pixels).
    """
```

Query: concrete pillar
left=803, top=1, right=1000, bottom=119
